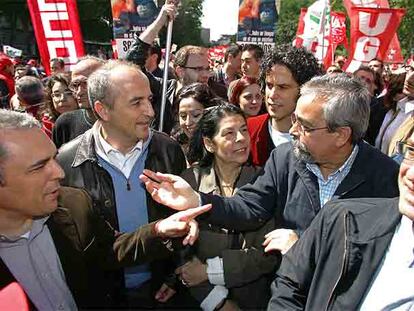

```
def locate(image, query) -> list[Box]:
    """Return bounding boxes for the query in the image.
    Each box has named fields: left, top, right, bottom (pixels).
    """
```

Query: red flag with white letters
left=27, top=0, right=85, bottom=75
left=345, top=7, right=405, bottom=72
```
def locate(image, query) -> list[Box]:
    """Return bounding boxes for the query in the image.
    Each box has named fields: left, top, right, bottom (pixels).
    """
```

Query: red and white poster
left=294, top=8, right=347, bottom=69
left=27, top=0, right=85, bottom=75
left=345, top=7, right=405, bottom=72
left=343, top=0, right=405, bottom=64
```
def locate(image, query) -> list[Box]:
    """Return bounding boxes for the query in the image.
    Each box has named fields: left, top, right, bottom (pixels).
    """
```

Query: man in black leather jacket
left=56, top=61, right=187, bottom=308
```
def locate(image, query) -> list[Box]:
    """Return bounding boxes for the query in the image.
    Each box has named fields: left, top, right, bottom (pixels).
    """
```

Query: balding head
left=70, top=56, right=106, bottom=108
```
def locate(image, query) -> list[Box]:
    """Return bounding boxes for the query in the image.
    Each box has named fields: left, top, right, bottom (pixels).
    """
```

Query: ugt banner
left=346, top=7, right=405, bottom=72
left=27, top=0, right=85, bottom=75
left=343, top=0, right=405, bottom=64
left=237, top=0, right=278, bottom=53
left=111, top=0, right=159, bottom=59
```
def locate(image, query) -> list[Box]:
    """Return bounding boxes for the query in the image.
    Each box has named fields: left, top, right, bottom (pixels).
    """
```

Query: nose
left=236, top=130, right=246, bottom=142
left=268, top=87, right=279, bottom=100
left=143, top=99, right=155, bottom=118
left=51, top=159, right=65, bottom=181
left=185, top=114, right=195, bottom=126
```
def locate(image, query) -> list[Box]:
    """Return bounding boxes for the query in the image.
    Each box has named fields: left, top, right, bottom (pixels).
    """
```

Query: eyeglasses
left=291, top=114, right=329, bottom=134
left=51, top=90, right=74, bottom=99
left=69, top=79, right=87, bottom=92
left=182, top=66, right=211, bottom=72
left=396, top=141, right=414, bottom=161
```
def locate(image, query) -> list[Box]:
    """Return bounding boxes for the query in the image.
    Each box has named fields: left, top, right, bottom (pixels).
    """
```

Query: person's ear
left=94, top=101, right=110, bottom=121
left=175, top=66, right=184, bottom=80
left=203, top=137, right=215, bottom=153
left=334, top=126, right=352, bottom=147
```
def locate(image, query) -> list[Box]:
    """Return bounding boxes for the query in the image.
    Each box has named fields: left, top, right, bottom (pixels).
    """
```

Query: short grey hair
left=87, top=60, right=142, bottom=116
left=300, top=74, right=371, bottom=143
left=0, top=110, right=41, bottom=180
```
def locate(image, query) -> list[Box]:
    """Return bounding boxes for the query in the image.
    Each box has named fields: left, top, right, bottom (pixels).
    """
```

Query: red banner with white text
left=345, top=7, right=405, bottom=72
left=343, top=0, right=405, bottom=64
left=27, top=0, right=85, bottom=75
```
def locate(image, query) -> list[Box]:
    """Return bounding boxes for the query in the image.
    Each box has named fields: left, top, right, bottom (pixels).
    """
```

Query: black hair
left=242, top=44, right=264, bottom=61
left=187, top=101, right=246, bottom=167
left=259, top=44, right=322, bottom=91
left=225, top=45, right=241, bottom=62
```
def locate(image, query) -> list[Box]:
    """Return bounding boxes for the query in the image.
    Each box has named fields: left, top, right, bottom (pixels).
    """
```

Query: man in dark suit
left=0, top=110, right=210, bottom=309
left=140, top=74, right=400, bottom=260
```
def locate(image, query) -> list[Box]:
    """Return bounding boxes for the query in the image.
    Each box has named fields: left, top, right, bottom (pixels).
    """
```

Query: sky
left=202, top=0, right=239, bottom=41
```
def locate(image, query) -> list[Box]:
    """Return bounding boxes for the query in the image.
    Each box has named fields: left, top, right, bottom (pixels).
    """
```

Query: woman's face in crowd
left=238, top=83, right=263, bottom=117
left=206, top=114, right=250, bottom=166
left=179, top=97, right=204, bottom=138
left=51, top=81, right=77, bottom=115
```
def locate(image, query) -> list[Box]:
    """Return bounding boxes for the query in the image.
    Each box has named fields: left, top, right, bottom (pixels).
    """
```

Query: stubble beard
left=292, top=138, right=315, bottom=164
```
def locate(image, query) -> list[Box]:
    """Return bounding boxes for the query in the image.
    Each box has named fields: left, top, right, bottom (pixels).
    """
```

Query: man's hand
left=155, top=283, right=176, bottom=303
left=175, top=257, right=208, bottom=287
left=159, top=2, right=178, bottom=24
left=263, top=229, right=299, bottom=254
left=155, top=204, right=211, bottom=245
left=140, top=169, right=200, bottom=211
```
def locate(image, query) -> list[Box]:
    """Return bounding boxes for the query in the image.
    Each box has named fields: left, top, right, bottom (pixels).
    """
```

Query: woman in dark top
left=172, top=83, right=216, bottom=160
left=159, top=103, right=276, bottom=310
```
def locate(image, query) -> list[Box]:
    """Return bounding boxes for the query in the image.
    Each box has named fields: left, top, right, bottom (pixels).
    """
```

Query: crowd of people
left=0, top=2, right=414, bottom=310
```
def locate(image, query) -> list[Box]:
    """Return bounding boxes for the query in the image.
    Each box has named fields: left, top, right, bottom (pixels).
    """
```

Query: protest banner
left=237, top=0, right=278, bottom=53
left=343, top=0, right=404, bottom=64
left=27, top=0, right=85, bottom=75
left=345, top=7, right=405, bottom=72
left=2, top=45, right=23, bottom=58
left=111, top=0, right=159, bottom=59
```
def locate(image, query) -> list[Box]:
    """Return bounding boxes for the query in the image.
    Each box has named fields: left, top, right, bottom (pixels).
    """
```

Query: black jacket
left=56, top=128, right=186, bottom=305
left=201, top=141, right=400, bottom=234
left=268, top=197, right=401, bottom=310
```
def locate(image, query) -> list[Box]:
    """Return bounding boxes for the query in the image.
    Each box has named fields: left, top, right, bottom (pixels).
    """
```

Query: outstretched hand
left=140, top=169, right=200, bottom=211
left=155, top=204, right=212, bottom=246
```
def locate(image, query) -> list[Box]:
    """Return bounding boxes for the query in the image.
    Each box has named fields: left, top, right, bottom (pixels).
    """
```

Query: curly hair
left=44, top=73, right=72, bottom=121
left=259, top=44, right=322, bottom=91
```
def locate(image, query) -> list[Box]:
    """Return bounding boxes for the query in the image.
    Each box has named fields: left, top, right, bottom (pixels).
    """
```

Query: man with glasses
left=247, top=44, right=321, bottom=166
left=140, top=74, right=399, bottom=265
left=126, top=2, right=226, bottom=133
left=52, top=56, right=105, bottom=148
left=268, top=138, right=414, bottom=310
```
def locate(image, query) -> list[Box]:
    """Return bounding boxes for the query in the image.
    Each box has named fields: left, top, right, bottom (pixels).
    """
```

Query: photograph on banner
left=111, top=0, right=159, bottom=58
left=237, top=0, right=278, bottom=51
left=3, top=45, right=23, bottom=58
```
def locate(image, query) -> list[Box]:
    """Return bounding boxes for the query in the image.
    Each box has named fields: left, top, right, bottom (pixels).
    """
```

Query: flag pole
left=159, top=18, right=173, bottom=132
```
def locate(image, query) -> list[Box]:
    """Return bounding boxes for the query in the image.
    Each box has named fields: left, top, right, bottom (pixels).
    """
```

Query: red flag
left=343, top=0, right=404, bottom=65
left=345, top=7, right=405, bottom=72
left=343, top=0, right=390, bottom=15
left=385, top=35, right=404, bottom=63
left=293, top=8, right=308, bottom=48
left=27, top=0, right=85, bottom=75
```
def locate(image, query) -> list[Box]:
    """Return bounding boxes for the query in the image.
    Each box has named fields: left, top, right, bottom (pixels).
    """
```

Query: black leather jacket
left=56, top=127, right=186, bottom=229
left=56, top=127, right=186, bottom=306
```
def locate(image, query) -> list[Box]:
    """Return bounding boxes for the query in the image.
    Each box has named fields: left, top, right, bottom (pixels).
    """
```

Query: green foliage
left=167, top=0, right=204, bottom=48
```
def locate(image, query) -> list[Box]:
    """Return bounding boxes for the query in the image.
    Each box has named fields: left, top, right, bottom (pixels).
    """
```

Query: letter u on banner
left=345, top=7, right=405, bottom=72
left=27, top=0, right=85, bottom=75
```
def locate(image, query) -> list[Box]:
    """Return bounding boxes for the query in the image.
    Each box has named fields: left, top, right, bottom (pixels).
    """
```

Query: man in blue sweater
left=56, top=60, right=188, bottom=308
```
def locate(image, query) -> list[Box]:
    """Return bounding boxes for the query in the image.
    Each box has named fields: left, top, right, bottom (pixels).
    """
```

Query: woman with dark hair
left=228, top=76, right=263, bottom=117
left=41, top=74, right=77, bottom=138
left=173, top=103, right=276, bottom=310
left=172, top=82, right=216, bottom=157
